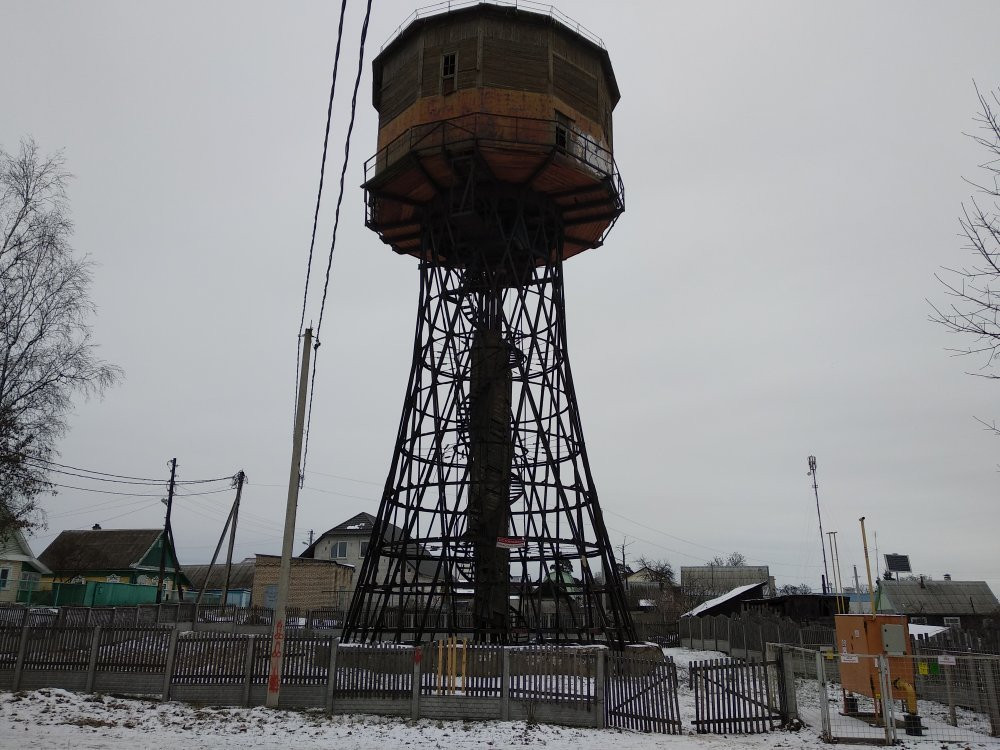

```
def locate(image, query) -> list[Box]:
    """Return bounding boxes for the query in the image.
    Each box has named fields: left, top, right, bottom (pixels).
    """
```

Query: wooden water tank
left=363, top=3, right=623, bottom=263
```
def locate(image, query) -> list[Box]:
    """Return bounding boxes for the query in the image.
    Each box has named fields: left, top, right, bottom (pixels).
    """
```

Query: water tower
left=344, top=3, right=633, bottom=644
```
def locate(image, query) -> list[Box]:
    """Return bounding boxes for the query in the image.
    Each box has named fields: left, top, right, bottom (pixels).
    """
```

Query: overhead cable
left=300, top=0, right=374, bottom=480
left=295, top=0, right=352, bottom=401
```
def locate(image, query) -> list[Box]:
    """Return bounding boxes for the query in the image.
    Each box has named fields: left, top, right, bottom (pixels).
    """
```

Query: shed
left=683, top=582, right=768, bottom=618
left=183, top=558, right=255, bottom=607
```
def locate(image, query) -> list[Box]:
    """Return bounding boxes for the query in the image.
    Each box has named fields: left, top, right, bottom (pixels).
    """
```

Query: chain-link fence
left=782, top=645, right=1000, bottom=744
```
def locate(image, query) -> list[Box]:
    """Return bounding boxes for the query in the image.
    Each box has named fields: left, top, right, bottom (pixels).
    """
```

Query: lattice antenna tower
left=343, top=3, right=634, bottom=644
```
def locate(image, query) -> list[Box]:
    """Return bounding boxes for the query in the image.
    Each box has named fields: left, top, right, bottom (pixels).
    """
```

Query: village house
left=183, top=558, right=255, bottom=607
left=0, top=529, right=50, bottom=604
left=299, top=511, right=439, bottom=604
left=876, top=577, right=999, bottom=629
left=37, top=527, right=189, bottom=604
left=251, top=554, right=353, bottom=611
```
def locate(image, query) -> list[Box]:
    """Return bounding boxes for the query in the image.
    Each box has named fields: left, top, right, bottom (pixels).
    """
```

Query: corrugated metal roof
left=183, top=560, right=255, bottom=591
left=878, top=580, right=999, bottom=616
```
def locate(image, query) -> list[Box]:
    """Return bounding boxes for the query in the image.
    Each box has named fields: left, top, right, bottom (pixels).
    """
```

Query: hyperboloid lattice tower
left=343, top=3, right=634, bottom=644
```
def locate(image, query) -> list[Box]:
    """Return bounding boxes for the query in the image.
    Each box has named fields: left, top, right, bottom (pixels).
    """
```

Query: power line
left=300, top=0, right=374, bottom=481
left=250, top=481, right=377, bottom=503
left=305, top=469, right=382, bottom=486
left=22, top=456, right=234, bottom=485
left=47, top=496, right=154, bottom=520
left=314, top=0, right=373, bottom=341
left=603, top=508, right=732, bottom=555
left=23, top=465, right=168, bottom=486
left=295, top=0, right=352, bottom=428
left=101, top=502, right=163, bottom=523
left=297, top=0, right=351, bottom=346
left=48, top=482, right=166, bottom=498
left=173, top=487, right=240, bottom=498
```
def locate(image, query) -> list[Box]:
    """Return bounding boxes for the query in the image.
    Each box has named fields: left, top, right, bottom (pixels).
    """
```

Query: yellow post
left=437, top=639, right=443, bottom=695
left=860, top=517, right=878, bottom=619
left=461, top=638, right=468, bottom=694
left=448, top=636, right=455, bottom=694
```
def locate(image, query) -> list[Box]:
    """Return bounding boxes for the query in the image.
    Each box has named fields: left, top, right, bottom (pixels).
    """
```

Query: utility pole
left=853, top=564, right=861, bottom=593
left=831, top=531, right=845, bottom=608
left=221, top=470, right=245, bottom=607
left=195, top=471, right=243, bottom=607
left=619, top=538, right=633, bottom=590
left=807, top=456, right=831, bottom=595
left=267, top=328, right=313, bottom=708
left=156, top=458, right=178, bottom=604
left=827, top=531, right=845, bottom=613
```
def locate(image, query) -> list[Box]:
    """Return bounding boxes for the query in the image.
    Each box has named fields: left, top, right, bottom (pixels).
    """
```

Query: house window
left=360, top=541, right=369, bottom=558
left=18, top=572, right=40, bottom=593
left=330, top=541, right=348, bottom=560
left=106, top=574, right=121, bottom=584
left=0, top=568, right=9, bottom=590
left=441, top=52, right=456, bottom=94
left=909, top=616, right=927, bottom=625
left=943, top=616, right=961, bottom=628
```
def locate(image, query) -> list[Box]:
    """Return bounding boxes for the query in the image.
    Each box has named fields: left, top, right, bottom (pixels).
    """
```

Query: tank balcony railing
left=380, top=1, right=607, bottom=53
left=365, top=112, right=623, bottom=207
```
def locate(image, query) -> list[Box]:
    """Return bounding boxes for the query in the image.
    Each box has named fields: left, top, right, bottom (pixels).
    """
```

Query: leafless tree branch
left=0, top=138, right=123, bottom=540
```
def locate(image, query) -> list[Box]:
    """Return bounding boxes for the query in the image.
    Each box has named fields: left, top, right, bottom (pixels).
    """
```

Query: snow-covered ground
left=0, top=648, right=997, bottom=749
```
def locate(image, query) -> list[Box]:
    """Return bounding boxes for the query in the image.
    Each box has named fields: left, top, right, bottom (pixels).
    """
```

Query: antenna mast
left=807, top=455, right=831, bottom=595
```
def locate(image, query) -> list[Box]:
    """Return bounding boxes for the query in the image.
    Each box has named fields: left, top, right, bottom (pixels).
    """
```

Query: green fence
left=18, top=581, right=158, bottom=606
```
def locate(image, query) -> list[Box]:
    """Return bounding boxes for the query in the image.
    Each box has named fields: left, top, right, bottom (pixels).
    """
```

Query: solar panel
left=884, top=553, right=912, bottom=573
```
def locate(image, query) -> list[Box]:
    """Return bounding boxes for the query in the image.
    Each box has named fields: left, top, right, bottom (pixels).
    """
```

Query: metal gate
left=689, top=657, right=782, bottom=733
left=605, top=652, right=683, bottom=733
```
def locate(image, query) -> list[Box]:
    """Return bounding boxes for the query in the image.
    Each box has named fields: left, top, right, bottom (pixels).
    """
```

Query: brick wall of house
left=251, top=554, right=354, bottom=610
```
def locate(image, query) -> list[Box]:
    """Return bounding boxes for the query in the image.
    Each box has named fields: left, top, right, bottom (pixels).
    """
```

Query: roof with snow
left=908, top=623, right=949, bottom=639
left=300, top=513, right=378, bottom=558
left=682, top=582, right=768, bottom=618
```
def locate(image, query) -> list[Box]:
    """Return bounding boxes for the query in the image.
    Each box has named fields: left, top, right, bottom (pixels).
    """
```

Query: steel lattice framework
left=343, top=154, right=635, bottom=644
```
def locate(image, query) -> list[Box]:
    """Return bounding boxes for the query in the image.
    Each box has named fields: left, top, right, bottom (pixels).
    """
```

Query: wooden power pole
left=156, top=458, right=178, bottom=604
left=221, top=470, right=245, bottom=607
left=266, top=328, right=312, bottom=708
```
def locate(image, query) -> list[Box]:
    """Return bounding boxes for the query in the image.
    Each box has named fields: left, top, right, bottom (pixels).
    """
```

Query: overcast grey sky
left=3, top=1, right=999, bottom=595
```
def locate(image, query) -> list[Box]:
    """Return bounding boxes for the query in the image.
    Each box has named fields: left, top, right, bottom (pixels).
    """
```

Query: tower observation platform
left=345, top=2, right=635, bottom=645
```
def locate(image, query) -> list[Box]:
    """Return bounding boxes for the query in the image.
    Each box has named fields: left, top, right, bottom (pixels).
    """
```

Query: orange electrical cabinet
left=835, top=613, right=915, bottom=702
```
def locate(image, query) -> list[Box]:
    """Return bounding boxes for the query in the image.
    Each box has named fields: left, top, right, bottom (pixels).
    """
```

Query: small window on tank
left=441, top=52, right=456, bottom=94
left=555, top=111, right=573, bottom=150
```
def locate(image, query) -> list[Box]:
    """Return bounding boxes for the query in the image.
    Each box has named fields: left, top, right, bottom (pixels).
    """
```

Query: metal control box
left=835, top=614, right=914, bottom=702
left=881, top=623, right=907, bottom=656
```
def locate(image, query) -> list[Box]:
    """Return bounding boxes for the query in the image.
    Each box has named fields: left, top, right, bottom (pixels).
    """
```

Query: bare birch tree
left=931, top=85, right=1000, bottom=381
left=0, top=139, right=122, bottom=539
